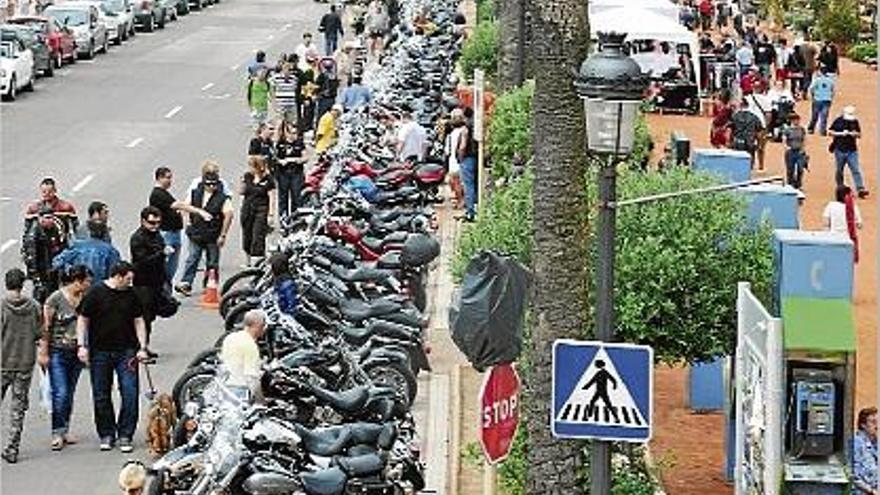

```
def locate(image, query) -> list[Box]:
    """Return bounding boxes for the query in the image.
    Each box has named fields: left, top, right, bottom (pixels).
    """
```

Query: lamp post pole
left=575, top=33, right=647, bottom=495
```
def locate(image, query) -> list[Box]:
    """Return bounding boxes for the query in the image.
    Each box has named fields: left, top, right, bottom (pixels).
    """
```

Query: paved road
left=0, top=1, right=437, bottom=493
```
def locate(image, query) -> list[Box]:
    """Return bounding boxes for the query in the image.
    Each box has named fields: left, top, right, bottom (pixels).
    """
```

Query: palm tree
left=524, top=0, right=591, bottom=492
left=497, top=0, right=526, bottom=90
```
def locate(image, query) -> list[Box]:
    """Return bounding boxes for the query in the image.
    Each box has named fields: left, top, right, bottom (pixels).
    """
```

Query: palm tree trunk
left=497, top=0, right=526, bottom=90
left=524, top=0, right=591, bottom=493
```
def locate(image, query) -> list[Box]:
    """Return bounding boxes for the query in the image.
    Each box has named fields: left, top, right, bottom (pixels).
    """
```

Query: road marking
left=208, top=93, right=231, bottom=100
left=230, top=64, right=240, bottom=71
left=0, top=196, right=13, bottom=202
left=201, top=82, right=214, bottom=91
left=281, top=23, right=291, bottom=30
left=71, top=174, right=94, bottom=193
left=79, top=59, right=96, bottom=64
left=266, top=34, right=274, bottom=40
left=164, top=105, right=183, bottom=119
left=126, top=137, right=144, bottom=148
left=0, top=239, right=17, bottom=254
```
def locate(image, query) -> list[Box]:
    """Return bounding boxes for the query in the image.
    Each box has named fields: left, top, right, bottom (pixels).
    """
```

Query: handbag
left=154, top=287, right=180, bottom=318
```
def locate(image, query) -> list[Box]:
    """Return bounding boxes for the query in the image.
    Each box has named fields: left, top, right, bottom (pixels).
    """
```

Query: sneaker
left=858, top=189, right=870, bottom=199
left=118, top=438, right=133, bottom=453
left=174, top=283, right=192, bottom=297
left=146, top=348, right=159, bottom=359
left=1, top=451, right=18, bottom=464
left=51, top=436, right=65, bottom=451
left=99, top=437, right=114, bottom=451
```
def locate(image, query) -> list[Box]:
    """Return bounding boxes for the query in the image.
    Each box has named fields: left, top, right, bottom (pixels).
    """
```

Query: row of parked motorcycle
left=148, top=0, right=464, bottom=494
left=1, top=0, right=217, bottom=101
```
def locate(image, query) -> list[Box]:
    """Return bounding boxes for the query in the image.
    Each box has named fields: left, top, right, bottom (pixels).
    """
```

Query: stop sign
left=479, top=364, right=521, bottom=464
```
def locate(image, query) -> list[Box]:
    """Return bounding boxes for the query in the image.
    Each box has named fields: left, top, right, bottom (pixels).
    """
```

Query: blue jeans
left=325, top=35, right=338, bottom=55
left=834, top=150, right=866, bottom=191
left=49, top=347, right=84, bottom=436
left=89, top=349, right=139, bottom=441
left=784, top=149, right=808, bottom=189
left=161, top=230, right=182, bottom=285
left=808, top=100, right=831, bottom=135
left=460, top=156, right=478, bottom=218
left=181, top=237, right=220, bottom=287
left=275, top=166, right=304, bottom=219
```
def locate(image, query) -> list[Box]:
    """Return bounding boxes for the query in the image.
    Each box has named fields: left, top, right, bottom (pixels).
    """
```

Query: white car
left=1, top=40, right=35, bottom=101
left=100, top=0, right=135, bottom=44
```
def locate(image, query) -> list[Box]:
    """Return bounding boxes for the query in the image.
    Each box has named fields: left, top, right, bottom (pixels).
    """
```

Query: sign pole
left=482, top=461, right=497, bottom=495
left=473, top=69, right=485, bottom=210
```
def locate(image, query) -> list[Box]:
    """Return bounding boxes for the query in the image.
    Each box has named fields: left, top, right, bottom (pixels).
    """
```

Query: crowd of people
left=1, top=0, right=482, bottom=468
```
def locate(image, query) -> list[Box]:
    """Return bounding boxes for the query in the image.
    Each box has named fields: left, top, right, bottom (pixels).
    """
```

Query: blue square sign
left=551, top=340, right=653, bottom=442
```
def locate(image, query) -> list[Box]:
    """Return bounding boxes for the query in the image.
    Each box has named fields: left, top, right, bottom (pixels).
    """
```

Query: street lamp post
left=574, top=31, right=648, bottom=495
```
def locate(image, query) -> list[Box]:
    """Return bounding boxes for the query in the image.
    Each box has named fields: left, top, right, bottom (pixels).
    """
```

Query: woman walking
left=246, top=68, right=271, bottom=129
left=710, top=89, right=733, bottom=148
left=239, top=156, right=276, bottom=266
left=274, top=122, right=309, bottom=218
left=444, top=109, right=465, bottom=209
left=823, top=185, right=862, bottom=263
left=39, top=264, right=91, bottom=451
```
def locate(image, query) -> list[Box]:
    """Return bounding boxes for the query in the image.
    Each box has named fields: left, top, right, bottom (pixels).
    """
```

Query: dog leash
left=141, top=359, right=158, bottom=401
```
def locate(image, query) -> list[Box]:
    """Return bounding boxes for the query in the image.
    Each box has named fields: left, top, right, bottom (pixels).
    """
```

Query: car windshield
left=102, top=0, right=125, bottom=12
left=10, top=20, right=47, bottom=34
left=46, top=9, right=89, bottom=26
left=0, top=43, right=11, bottom=58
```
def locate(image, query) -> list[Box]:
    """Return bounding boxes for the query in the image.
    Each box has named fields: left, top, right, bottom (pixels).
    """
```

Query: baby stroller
left=769, top=98, right=796, bottom=142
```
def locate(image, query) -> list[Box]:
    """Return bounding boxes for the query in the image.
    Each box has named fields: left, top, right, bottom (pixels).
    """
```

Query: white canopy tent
left=589, top=0, right=681, bottom=22
left=590, top=7, right=700, bottom=87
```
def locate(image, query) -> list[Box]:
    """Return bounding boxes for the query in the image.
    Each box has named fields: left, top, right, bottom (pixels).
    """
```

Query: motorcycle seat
left=300, top=467, right=348, bottom=495
left=330, top=265, right=393, bottom=284
left=376, top=251, right=402, bottom=270
left=339, top=298, right=402, bottom=323
left=333, top=453, right=386, bottom=477
left=311, top=385, right=370, bottom=413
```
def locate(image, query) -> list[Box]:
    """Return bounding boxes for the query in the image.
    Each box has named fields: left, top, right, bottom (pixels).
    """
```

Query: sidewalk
left=647, top=57, right=877, bottom=494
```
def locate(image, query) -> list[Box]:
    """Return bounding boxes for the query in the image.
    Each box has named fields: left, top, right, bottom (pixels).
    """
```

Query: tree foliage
left=816, top=0, right=861, bottom=45
left=488, top=83, right=534, bottom=180
left=459, top=19, right=499, bottom=83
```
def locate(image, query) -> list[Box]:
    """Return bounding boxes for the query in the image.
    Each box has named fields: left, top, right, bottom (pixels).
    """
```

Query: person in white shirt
left=396, top=106, right=428, bottom=162
left=294, top=33, right=319, bottom=72
left=744, top=85, right=772, bottom=170
left=823, top=185, right=863, bottom=234
left=220, top=309, right=266, bottom=400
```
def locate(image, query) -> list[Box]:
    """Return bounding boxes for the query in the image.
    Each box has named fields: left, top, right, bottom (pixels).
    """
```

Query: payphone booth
left=781, top=298, right=856, bottom=494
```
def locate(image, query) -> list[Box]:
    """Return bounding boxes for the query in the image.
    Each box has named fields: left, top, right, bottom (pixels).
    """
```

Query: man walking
left=53, top=220, right=121, bottom=282
left=76, top=261, right=148, bottom=453
left=130, top=206, right=171, bottom=356
left=459, top=107, right=479, bottom=222
left=1, top=268, right=42, bottom=463
left=271, top=62, right=300, bottom=125
left=175, top=170, right=234, bottom=297
left=828, top=105, right=869, bottom=198
left=340, top=76, right=372, bottom=111
left=729, top=98, right=763, bottom=168
left=396, top=105, right=428, bottom=162
left=149, top=167, right=213, bottom=288
left=807, top=67, right=835, bottom=135
left=318, top=5, right=344, bottom=56
left=783, top=113, right=809, bottom=190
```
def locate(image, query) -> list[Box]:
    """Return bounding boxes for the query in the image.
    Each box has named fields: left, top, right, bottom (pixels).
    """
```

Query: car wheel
left=24, top=73, right=34, bottom=92
left=158, top=11, right=166, bottom=28
left=55, top=52, right=63, bottom=69
left=5, top=76, right=16, bottom=101
left=115, top=31, right=123, bottom=45
left=145, top=16, right=154, bottom=32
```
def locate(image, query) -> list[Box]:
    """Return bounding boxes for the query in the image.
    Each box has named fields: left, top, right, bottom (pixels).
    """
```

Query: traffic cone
left=199, top=268, right=220, bottom=309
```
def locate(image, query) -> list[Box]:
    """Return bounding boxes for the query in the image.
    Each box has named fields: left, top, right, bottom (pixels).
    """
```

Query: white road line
left=201, top=82, right=215, bottom=91
left=230, top=64, right=240, bottom=71
left=266, top=34, right=274, bottom=40
left=126, top=137, right=144, bottom=148
left=208, top=93, right=231, bottom=100
left=281, top=23, right=291, bottom=30
left=71, top=174, right=94, bottom=193
left=0, top=196, right=13, bottom=202
left=0, top=239, right=17, bottom=254
left=164, top=105, right=183, bottom=119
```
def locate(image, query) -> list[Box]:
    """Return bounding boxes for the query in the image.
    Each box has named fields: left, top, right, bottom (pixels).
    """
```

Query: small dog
left=145, top=393, right=176, bottom=457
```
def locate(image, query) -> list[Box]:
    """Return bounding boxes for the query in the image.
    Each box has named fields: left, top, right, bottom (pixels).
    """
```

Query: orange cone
left=199, top=268, right=220, bottom=309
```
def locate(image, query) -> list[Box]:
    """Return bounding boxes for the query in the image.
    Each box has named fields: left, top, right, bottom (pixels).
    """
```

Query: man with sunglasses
left=176, top=171, right=234, bottom=297
left=130, top=207, right=171, bottom=358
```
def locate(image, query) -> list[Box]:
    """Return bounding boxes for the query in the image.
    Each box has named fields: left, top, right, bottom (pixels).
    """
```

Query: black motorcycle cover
left=448, top=251, right=532, bottom=371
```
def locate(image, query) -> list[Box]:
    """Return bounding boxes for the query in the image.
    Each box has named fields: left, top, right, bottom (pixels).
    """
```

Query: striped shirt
left=271, top=75, right=298, bottom=109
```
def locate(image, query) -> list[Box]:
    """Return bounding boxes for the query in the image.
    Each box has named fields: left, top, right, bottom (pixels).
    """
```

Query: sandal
left=51, top=437, right=64, bottom=451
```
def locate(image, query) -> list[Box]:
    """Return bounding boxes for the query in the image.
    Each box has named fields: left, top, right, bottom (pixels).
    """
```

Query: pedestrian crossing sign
left=551, top=339, right=653, bottom=442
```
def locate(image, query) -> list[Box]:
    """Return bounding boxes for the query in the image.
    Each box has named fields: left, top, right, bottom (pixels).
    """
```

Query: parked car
left=130, top=0, right=166, bottom=32
left=43, top=3, right=109, bottom=59
left=1, top=40, right=35, bottom=100
left=7, top=16, right=77, bottom=69
left=100, top=0, right=135, bottom=42
left=157, top=0, right=180, bottom=22
left=1, top=23, right=52, bottom=77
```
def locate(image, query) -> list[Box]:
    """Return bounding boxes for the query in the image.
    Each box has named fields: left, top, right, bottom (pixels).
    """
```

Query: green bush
left=488, top=83, right=534, bottom=181
left=459, top=19, right=499, bottom=83
left=816, top=0, right=861, bottom=45
left=847, top=42, right=878, bottom=62
left=476, top=0, right=495, bottom=23
left=784, top=10, right=816, bottom=35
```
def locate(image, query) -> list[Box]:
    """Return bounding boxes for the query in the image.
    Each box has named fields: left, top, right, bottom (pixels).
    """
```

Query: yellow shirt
left=315, top=112, right=337, bottom=153
left=220, top=330, right=261, bottom=389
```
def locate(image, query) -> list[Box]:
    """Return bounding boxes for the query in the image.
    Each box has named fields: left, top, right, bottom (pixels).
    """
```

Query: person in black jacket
left=248, top=123, right=276, bottom=168
left=129, top=206, right=169, bottom=356
left=175, top=171, right=234, bottom=297
left=319, top=5, right=344, bottom=55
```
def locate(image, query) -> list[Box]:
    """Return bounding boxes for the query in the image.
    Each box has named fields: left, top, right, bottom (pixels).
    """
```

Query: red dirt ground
left=648, top=58, right=878, bottom=494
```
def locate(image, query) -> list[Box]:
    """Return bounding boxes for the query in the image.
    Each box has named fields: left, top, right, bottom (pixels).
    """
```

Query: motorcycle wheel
left=221, top=267, right=263, bottom=295
left=365, top=361, right=417, bottom=407
left=172, top=365, right=216, bottom=416
left=219, top=287, right=255, bottom=319
left=187, top=348, right=220, bottom=369
left=224, top=300, right=257, bottom=331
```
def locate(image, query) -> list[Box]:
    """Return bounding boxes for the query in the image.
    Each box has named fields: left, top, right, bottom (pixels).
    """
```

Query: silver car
left=100, top=0, right=135, bottom=44
left=43, top=3, right=108, bottom=59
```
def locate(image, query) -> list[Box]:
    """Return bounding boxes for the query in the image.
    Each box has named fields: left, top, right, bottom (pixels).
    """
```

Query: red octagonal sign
left=479, top=364, right=521, bottom=464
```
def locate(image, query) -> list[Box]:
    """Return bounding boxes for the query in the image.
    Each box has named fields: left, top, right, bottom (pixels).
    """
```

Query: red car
left=8, top=16, right=77, bottom=68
